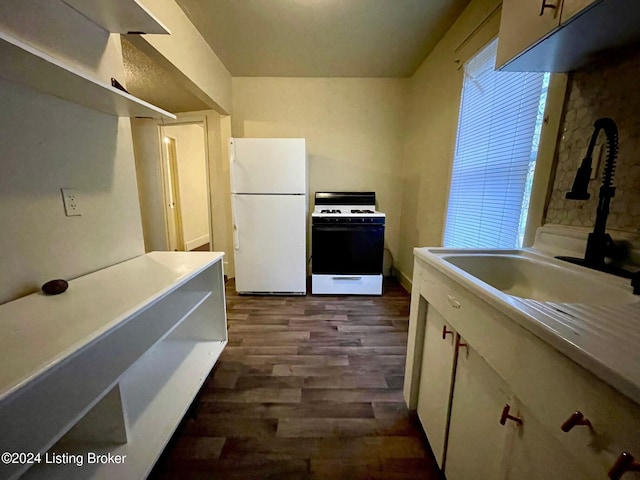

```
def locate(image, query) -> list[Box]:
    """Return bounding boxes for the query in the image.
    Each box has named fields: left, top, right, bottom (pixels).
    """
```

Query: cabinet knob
left=561, top=411, right=592, bottom=432
left=442, top=325, right=454, bottom=340
left=539, top=0, right=557, bottom=16
left=447, top=294, right=461, bottom=309
left=499, top=404, right=523, bottom=426
left=609, top=452, right=640, bottom=479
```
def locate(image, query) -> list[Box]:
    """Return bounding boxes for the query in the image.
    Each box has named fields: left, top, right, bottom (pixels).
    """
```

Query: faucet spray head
left=565, top=156, right=592, bottom=200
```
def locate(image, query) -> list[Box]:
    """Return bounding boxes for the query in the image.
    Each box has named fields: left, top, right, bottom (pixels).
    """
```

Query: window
left=444, top=38, right=550, bottom=249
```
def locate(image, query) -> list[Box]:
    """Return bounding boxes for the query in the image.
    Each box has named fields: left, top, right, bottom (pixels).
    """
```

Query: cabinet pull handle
left=561, top=411, right=592, bottom=432
left=447, top=294, right=461, bottom=309
left=456, top=338, right=469, bottom=356
left=609, top=452, right=640, bottom=479
left=539, top=0, right=557, bottom=16
left=499, top=404, right=523, bottom=426
left=442, top=325, right=454, bottom=340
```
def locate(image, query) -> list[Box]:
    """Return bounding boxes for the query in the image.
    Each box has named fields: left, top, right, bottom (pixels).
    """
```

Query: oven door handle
left=332, top=276, right=363, bottom=281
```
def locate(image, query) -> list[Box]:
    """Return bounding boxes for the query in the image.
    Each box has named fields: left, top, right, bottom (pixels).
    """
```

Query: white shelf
left=0, top=251, right=226, bottom=480
left=61, top=0, right=170, bottom=34
left=23, top=340, right=226, bottom=480
left=0, top=30, right=175, bottom=119
left=0, top=251, right=222, bottom=403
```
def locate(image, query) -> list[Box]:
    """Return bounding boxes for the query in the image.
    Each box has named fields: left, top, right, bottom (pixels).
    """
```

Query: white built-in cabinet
left=496, top=0, right=640, bottom=72
left=405, top=254, right=640, bottom=480
left=561, top=0, right=597, bottom=19
left=0, top=252, right=227, bottom=480
left=0, top=0, right=175, bottom=119
left=495, top=0, right=565, bottom=70
left=444, top=341, right=596, bottom=480
left=444, top=342, right=511, bottom=480
left=415, top=309, right=457, bottom=468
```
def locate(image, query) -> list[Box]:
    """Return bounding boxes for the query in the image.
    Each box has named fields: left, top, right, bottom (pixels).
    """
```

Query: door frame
left=157, top=115, right=213, bottom=252
left=161, top=135, right=184, bottom=251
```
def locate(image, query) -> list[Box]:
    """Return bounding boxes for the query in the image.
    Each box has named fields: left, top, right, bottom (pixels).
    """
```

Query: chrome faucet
left=557, top=118, right=636, bottom=283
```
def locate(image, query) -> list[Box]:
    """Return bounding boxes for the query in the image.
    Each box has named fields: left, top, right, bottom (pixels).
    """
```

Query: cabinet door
left=445, top=341, right=511, bottom=480
left=416, top=308, right=457, bottom=468
left=560, top=0, right=597, bottom=21
left=496, top=0, right=563, bottom=68
left=505, top=400, right=600, bottom=480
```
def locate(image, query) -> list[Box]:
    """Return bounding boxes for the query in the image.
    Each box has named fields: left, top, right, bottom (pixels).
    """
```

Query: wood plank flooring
left=149, top=278, right=443, bottom=479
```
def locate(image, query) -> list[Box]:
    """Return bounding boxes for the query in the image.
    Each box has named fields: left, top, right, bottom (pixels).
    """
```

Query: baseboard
left=185, top=235, right=209, bottom=251
left=394, top=268, right=412, bottom=293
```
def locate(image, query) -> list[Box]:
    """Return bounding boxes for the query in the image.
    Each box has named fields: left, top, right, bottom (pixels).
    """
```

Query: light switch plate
left=61, top=188, right=82, bottom=216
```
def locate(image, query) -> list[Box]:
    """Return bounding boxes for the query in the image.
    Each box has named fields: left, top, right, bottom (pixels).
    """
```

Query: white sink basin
left=435, top=250, right=637, bottom=305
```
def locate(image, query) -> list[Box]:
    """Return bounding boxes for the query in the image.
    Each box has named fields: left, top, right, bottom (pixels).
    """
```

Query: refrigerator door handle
left=231, top=191, right=239, bottom=250
left=229, top=138, right=236, bottom=194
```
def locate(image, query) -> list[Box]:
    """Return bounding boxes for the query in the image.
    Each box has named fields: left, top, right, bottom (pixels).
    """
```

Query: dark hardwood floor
left=190, top=243, right=211, bottom=252
left=150, top=278, right=443, bottom=479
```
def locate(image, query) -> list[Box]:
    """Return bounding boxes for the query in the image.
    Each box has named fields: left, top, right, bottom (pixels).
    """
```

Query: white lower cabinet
left=0, top=252, right=227, bottom=480
left=439, top=339, right=599, bottom=480
left=416, top=308, right=457, bottom=467
left=506, top=399, right=598, bottom=480
left=444, top=341, right=510, bottom=480
left=406, top=257, right=640, bottom=480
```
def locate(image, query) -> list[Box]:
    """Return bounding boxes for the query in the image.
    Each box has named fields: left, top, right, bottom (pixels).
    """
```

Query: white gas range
left=311, top=192, right=386, bottom=295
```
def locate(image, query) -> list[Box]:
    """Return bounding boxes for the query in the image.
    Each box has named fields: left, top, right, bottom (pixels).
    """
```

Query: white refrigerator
left=229, top=138, right=307, bottom=294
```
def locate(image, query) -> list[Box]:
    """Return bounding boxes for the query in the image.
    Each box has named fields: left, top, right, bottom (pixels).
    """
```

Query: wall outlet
left=61, top=188, right=82, bottom=216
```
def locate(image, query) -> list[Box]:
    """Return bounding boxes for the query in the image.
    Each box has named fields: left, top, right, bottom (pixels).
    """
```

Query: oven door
left=312, top=224, right=384, bottom=275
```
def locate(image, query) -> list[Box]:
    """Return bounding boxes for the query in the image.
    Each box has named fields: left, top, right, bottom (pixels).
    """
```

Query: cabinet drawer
left=511, top=329, right=640, bottom=478
left=419, top=264, right=522, bottom=385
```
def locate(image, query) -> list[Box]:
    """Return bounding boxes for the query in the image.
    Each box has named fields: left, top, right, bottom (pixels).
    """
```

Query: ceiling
left=123, top=0, right=471, bottom=112
left=175, top=0, right=471, bottom=78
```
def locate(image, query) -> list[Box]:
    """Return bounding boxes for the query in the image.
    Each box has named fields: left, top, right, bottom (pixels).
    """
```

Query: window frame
left=441, top=38, right=567, bottom=249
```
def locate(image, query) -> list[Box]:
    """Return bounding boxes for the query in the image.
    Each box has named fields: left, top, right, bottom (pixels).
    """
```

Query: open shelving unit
left=61, top=0, right=171, bottom=34
left=0, top=30, right=176, bottom=119
left=0, top=252, right=227, bottom=480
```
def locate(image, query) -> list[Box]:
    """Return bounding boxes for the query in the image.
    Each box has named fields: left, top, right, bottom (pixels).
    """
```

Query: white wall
left=127, top=0, right=232, bottom=114
left=396, top=0, right=502, bottom=287
left=231, top=77, right=407, bottom=268
left=0, top=0, right=145, bottom=304
left=163, top=124, right=209, bottom=250
left=131, top=118, right=166, bottom=252
left=131, top=111, right=235, bottom=275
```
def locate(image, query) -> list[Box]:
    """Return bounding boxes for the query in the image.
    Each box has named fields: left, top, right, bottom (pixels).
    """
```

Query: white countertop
left=414, top=245, right=640, bottom=405
left=0, top=251, right=224, bottom=403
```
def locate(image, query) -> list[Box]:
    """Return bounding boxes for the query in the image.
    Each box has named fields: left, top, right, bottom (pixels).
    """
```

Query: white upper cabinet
left=496, top=0, right=564, bottom=70
left=561, top=0, right=597, bottom=19
left=497, top=0, right=640, bottom=72
left=61, top=0, right=170, bottom=34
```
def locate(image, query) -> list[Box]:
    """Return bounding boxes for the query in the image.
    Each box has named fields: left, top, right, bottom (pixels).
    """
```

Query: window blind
left=444, top=38, right=549, bottom=249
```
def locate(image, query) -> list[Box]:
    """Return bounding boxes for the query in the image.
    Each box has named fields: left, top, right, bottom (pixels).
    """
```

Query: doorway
left=160, top=121, right=211, bottom=252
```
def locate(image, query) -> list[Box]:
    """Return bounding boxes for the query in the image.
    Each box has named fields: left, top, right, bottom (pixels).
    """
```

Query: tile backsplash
left=545, top=47, right=640, bottom=234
